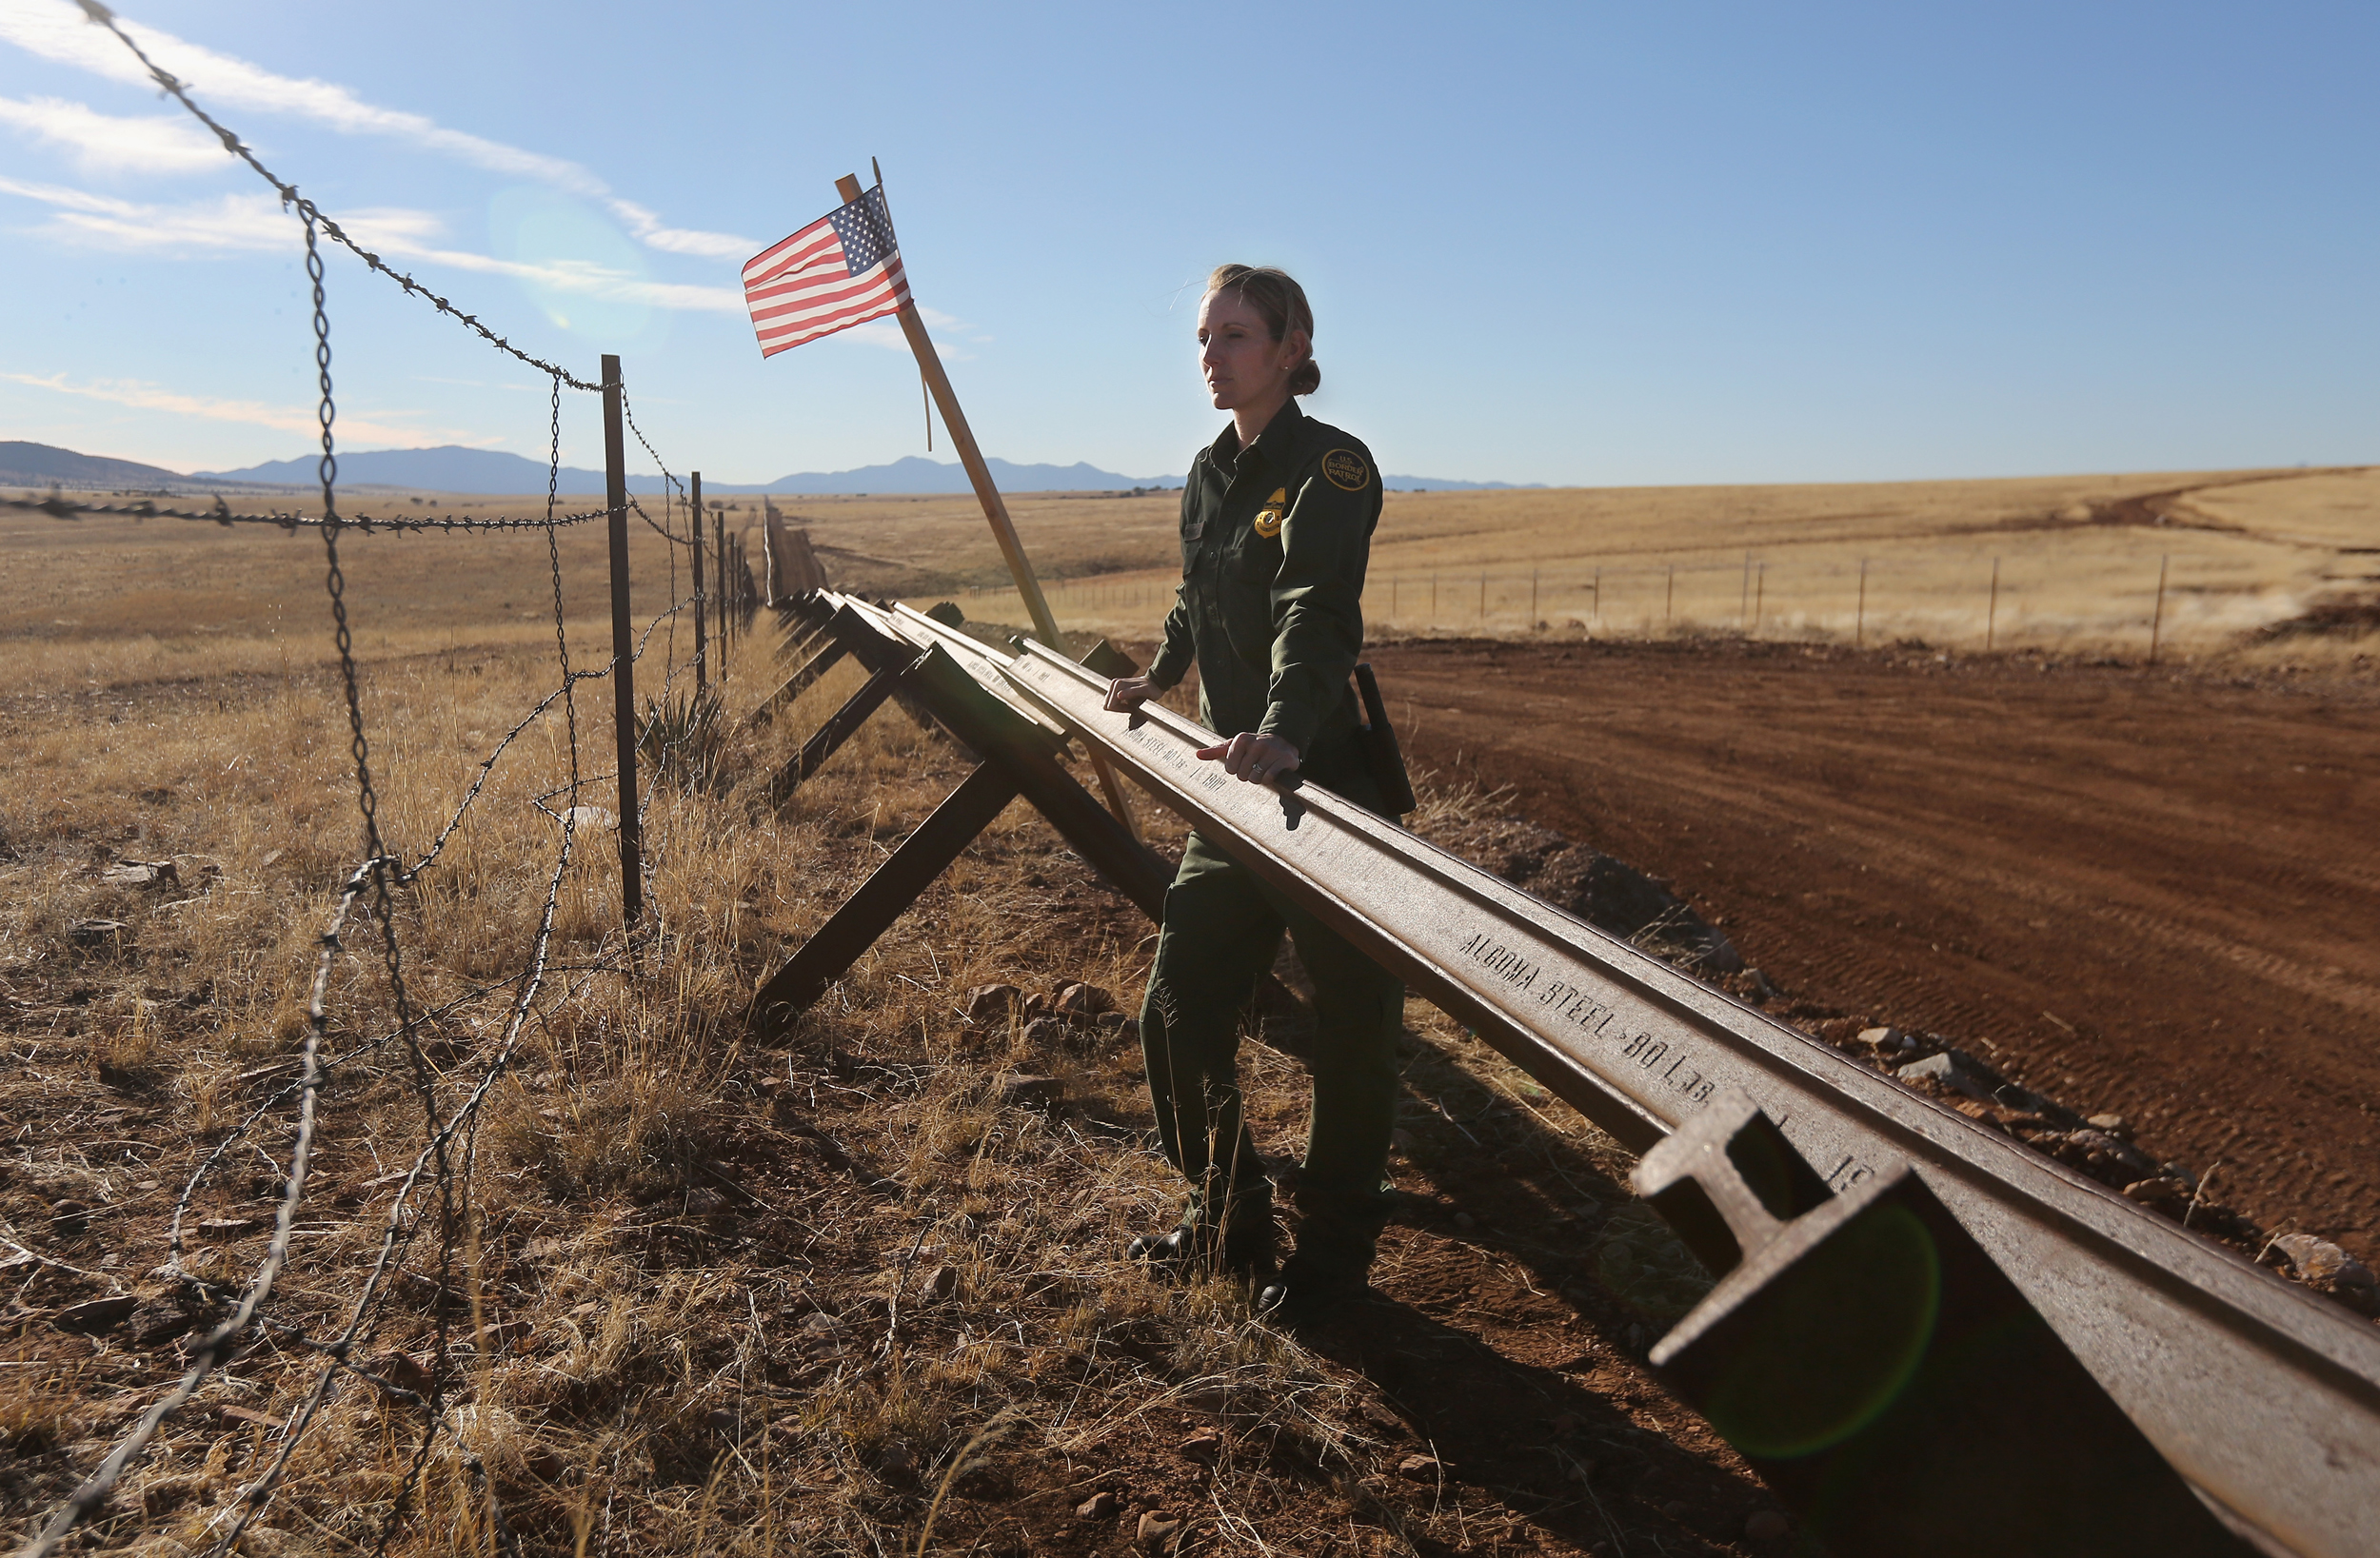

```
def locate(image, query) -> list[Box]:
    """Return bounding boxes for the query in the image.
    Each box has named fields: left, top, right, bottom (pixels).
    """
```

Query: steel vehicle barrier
left=749, top=590, right=2380, bottom=1558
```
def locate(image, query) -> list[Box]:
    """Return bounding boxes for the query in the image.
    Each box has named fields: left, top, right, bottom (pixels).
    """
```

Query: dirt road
left=1366, top=638, right=2380, bottom=1263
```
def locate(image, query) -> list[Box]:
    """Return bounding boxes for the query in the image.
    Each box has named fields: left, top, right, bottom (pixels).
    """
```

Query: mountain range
left=5, top=440, right=1535, bottom=497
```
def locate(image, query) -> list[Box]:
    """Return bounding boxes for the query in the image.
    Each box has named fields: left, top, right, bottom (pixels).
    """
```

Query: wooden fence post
left=2149, top=554, right=2169, bottom=665
left=1987, top=556, right=2000, bottom=653
left=601, top=354, right=645, bottom=927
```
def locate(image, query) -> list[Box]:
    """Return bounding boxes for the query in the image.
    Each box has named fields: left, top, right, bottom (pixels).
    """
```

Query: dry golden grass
left=9, top=454, right=2373, bottom=1552
left=3, top=509, right=1773, bottom=1556
left=877, top=465, right=2379, bottom=666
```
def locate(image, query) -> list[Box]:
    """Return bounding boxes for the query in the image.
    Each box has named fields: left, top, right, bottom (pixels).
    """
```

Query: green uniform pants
left=1139, top=819, right=1405, bottom=1274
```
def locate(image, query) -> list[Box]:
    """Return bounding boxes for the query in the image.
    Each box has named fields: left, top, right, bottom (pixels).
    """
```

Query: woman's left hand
left=1194, top=731, right=1301, bottom=786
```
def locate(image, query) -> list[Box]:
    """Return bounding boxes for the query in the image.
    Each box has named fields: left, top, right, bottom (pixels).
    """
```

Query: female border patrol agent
left=1103, top=265, right=1405, bottom=1324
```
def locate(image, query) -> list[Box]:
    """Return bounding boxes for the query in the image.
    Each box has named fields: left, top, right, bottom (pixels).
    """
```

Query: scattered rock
left=70, top=918, right=131, bottom=947
left=49, top=1199, right=90, bottom=1237
left=2273, top=1234, right=2376, bottom=1290
left=196, top=1217, right=260, bottom=1240
left=2086, top=1113, right=2130, bottom=1135
left=100, top=859, right=179, bottom=889
left=1076, top=1490, right=1118, bottom=1520
left=1053, top=981, right=1116, bottom=1023
left=800, top=1311, right=843, bottom=1336
left=1178, top=1427, right=1222, bottom=1464
left=1427, top=815, right=1742, bottom=974
left=1745, top=1509, right=1790, bottom=1541
left=997, top=1073, right=1065, bottom=1109
left=1731, top=967, right=1782, bottom=1003
left=1096, top=1011, right=1136, bottom=1036
left=963, top=983, right=1021, bottom=1024
left=1857, top=1025, right=1909, bottom=1054
left=561, top=805, right=616, bottom=831
left=2123, top=1177, right=2190, bottom=1210
left=1396, top=1452, right=1440, bottom=1482
left=683, top=1187, right=728, bottom=1216
left=374, top=1351, right=433, bottom=1396
left=1992, top=1081, right=2073, bottom=1121
left=920, top=1264, right=959, bottom=1302
left=1895, top=1051, right=1994, bottom=1100
left=51, top=1294, right=138, bottom=1333
left=1021, top=1016, right=1066, bottom=1048
left=127, top=1292, right=203, bottom=1347
left=2055, top=1128, right=2156, bottom=1181
left=878, top=1441, right=916, bottom=1476
left=1137, top=1510, right=1183, bottom=1549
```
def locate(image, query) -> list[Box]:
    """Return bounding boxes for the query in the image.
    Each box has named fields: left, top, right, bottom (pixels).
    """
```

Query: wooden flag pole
left=837, top=171, right=1141, bottom=840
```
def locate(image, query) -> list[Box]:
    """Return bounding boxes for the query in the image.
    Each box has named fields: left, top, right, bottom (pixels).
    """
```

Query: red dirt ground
left=1364, top=637, right=2380, bottom=1266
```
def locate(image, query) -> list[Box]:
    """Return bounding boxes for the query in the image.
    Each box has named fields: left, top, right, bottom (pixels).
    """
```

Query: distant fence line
left=1024, top=553, right=2184, bottom=661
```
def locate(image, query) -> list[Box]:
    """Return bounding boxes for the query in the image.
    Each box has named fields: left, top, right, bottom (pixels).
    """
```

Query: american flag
left=742, top=186, right=910, bottom=358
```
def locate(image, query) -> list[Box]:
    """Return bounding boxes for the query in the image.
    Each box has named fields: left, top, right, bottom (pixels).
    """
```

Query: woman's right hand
left=1104, top=675, right=1160, bottom=713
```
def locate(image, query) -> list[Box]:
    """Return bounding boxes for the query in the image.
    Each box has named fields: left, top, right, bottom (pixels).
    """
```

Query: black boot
left=1255, top=1249, right=1372, bottom=1328
left=1126, top=1197, right=1277, bottom=1279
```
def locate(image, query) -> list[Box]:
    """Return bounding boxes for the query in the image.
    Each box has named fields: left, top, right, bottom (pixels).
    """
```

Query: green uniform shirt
left=1148, top=401, right=1382, bottom=770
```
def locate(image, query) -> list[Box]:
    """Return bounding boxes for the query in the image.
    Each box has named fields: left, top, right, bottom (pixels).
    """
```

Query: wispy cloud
left=0, top=92, right=222, bottom=172
left=1, top=368, right=501, bottom=447
left=0, top=174, right=290, bottom=248
left=0, top=0, right=755, bottom=256
left=0, top=175, right=750, bottom=311
left=609, top=197, right=755, bottom=261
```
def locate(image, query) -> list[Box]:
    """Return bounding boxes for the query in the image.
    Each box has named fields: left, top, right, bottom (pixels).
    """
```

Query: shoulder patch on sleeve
left=1320, top=448, right=1370, bottom=491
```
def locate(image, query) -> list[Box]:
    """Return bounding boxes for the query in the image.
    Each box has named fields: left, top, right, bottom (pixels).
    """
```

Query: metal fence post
left=715, top=504, right=729, bottom=673
left=691, top=470, right=707, bottom=698
left=601, top=354, right=645, bottom=927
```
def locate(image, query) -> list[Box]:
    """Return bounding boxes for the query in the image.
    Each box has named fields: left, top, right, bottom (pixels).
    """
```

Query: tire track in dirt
left=1367, top=637, right=2380, bottom=1263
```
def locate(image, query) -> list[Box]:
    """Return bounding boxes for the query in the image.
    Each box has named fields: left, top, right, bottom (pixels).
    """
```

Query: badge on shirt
left=1252, top=486, right=1287, bottom=538
left=1321, top=449, right=1369, bottom=491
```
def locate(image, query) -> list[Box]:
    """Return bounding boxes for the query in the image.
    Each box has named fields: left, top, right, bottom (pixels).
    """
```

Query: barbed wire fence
left=12, top=9, right=751, bottom=1554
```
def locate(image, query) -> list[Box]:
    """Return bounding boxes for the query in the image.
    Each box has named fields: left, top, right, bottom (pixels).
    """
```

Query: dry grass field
left=893, top=464, right=2380, bottom=663
left=4, top=461, right=2373, bottom=1556
left=1, top=497, right=1785, bottom=1556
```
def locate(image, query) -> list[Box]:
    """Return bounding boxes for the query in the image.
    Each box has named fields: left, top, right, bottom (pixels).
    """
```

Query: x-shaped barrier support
left=745, top=595, right=1168, bottom=1039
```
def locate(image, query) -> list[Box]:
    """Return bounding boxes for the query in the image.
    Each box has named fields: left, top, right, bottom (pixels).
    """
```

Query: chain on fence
left=13, top=14, right=728, bottom=1556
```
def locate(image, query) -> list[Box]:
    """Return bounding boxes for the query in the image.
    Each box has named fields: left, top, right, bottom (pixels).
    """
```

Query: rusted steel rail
left=773, top=592, right=2380, bottom=1556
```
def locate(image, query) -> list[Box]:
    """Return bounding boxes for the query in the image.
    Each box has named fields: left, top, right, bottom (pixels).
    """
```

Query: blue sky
left=1, top=0, right=2372, bottom=486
